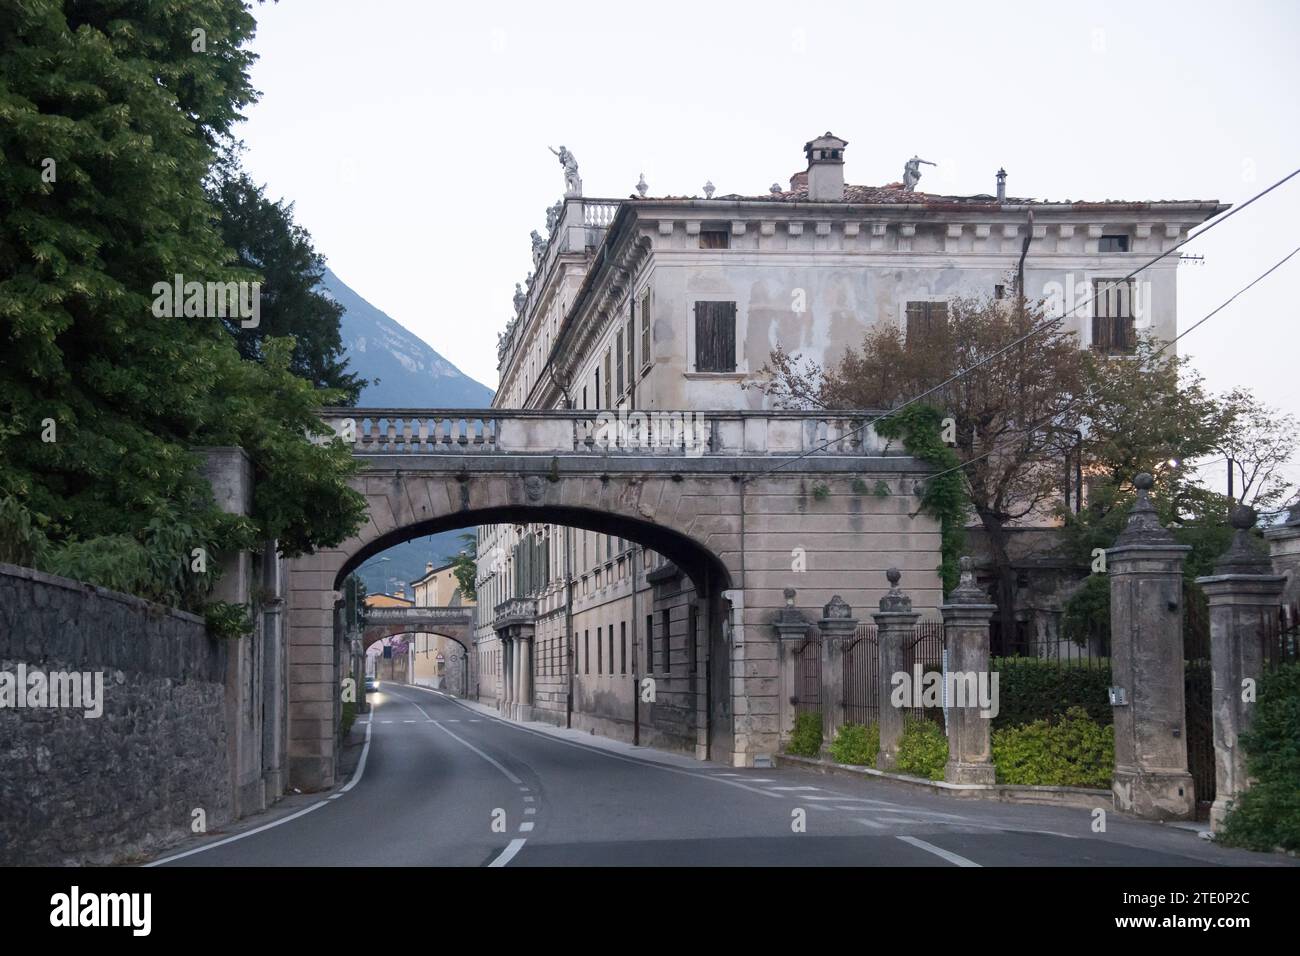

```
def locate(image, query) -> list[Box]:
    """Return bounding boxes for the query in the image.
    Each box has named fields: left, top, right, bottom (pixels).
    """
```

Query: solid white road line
left=897, top=835, right=982, bottom=867
left=489, top=838, right=527, bottom=868
left=146, top=716, right=377, bottom=866
left=430, top=719, right=524, bottom=785
left=398, top=683, right=787, bottom=801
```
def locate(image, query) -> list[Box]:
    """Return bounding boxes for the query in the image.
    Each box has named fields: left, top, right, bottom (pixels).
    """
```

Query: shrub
left=990, top=656, right=1112, bottom=730
left=339, top=700, right=357, bottom=740
left=992, top=706, right=1114, bottom=788
left=1217, top=663, right=1300, bottom=852
left=895, top=716, right=948, bottom=780
left=830, top=722, right=879, bottom=765
left=786, top=710, right=823, bottom=756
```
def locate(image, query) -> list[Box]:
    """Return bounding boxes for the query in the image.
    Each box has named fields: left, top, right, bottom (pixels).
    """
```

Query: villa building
left=473, top=132, right=1224, bottom=754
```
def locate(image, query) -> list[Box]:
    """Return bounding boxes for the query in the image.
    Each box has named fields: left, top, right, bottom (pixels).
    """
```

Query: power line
left=759, top=166, right=1300, bottom=476
left=919, top=243, right=1300, bottom=486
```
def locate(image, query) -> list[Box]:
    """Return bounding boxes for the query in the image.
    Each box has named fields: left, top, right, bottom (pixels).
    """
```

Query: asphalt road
left=148, top=684, right=1292, bottom=867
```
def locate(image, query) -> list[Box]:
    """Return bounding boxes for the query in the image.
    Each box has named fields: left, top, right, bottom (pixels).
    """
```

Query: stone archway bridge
left=287, top=407, right=944, bottom=790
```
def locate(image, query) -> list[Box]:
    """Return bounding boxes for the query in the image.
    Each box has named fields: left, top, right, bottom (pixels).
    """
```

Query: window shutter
left=695, top=301, right=737, bottom=372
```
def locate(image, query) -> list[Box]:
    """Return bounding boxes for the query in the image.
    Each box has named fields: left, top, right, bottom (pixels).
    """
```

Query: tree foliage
left=756, top=293, right=1089, bottom=629
left=0, top=3, right=365, bottom=612
left=208, top=158, right=365, bottom=402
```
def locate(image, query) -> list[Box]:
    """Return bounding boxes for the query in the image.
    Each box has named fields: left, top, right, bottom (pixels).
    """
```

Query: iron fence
left=792, top=627, right=821, bottom=715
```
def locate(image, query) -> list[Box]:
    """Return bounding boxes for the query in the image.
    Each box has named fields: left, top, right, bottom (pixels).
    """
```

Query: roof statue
left=548, top=145, right=582, bottom=197
left=902, top=155, right=936, bottom=192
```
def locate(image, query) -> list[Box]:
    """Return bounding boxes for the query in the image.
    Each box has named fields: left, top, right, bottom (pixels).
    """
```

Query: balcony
left=493, top=597, right=538, bottom=630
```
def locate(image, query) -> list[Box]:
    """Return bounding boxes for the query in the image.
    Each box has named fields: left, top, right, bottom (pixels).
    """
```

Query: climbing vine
left=875, top=404, right=966, bottom=594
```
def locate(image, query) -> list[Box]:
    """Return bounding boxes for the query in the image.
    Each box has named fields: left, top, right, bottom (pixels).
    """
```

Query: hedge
left=991, top=656, right=1112, bottom=730
left=1217, top=662, right=1300, bottom=852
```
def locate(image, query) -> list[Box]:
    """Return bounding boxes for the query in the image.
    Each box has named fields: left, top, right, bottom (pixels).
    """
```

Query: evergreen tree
left=209, top=159, right=365, bottom=401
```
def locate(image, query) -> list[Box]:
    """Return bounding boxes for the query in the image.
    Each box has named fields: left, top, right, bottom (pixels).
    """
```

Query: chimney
left=803, top=132, right=848, bottom=201
left=996, top=168, right=1007, bottom=202
left=426, top=561, right=434, bottom=573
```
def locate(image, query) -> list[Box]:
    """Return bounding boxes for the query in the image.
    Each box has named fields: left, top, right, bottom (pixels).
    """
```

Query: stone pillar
left=772, top=588, right=811, bottom=743
left=501, top=637, right=513, bottom=712
left=519, top=633, right=534, bottom=721
left=1107, top=473, right=1195, bottom=820
left=1196, top=505, right=1286, bottom=831
left=817, top=595, right=857, bottom=751
left=1263, top=503, right=1300, bottom=606
left=941, top=557, right=997, bottom=784
left=874, top=569, right=919, bottom=771
left=199, top=447, right=265, bottom=817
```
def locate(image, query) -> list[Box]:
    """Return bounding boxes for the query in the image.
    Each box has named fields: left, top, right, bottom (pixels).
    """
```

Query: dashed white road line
left=897, top=835, right=981, bottom=867
left=854, top=817, right=887, bottom=830
left=769, top=786, right=822, bottom=792
left=519, top=822, right=535, bottom=832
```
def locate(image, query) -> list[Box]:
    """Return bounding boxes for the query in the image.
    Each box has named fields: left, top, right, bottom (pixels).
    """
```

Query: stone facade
left=0, top=563, right=230, bottom=865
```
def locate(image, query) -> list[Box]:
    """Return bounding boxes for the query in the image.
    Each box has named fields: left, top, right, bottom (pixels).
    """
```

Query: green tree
left=208, top=159, right=365, bottom=402
left=0, top=3, right=366, bottom=611
left=447, top=533, right=478, bottom=602
left=756, top=294, right=1090, bottom=635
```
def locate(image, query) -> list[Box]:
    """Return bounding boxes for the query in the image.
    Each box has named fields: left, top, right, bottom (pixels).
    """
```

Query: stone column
left=501, top=637, right=513, bottom=713
left=519, top=633, right=534, bottom=721
left=772, top=588, right=811, bottom=743
left=199, top=447, right=264, bottom=817
left=1107, top=473, right=1195, bottom=820
left=817, top=595, right=858, bottom=751
left=875, top=569, right=919, bottom=771
left=941, top=557, right=997, bottom=784
left=1196, top=505, right=1286, bottom=830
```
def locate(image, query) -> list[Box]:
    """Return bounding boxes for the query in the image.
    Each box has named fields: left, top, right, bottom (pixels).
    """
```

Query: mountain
left=319, top=267, right=494, bottom=596
left=320, top=267, right=494, bottom=408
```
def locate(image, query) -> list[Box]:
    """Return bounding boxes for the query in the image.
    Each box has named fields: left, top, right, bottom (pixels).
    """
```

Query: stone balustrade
left=364, top=606, right=473, bottom=625
left=315, top=407, right=893, bottom=458
left=582, top=199, right=620, bottom=227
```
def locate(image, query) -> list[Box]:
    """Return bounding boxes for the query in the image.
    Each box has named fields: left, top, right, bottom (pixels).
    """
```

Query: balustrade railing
left=315, top=408, right=895, bottom=458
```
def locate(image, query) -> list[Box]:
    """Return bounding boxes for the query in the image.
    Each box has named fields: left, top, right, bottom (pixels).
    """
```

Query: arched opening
left=362, top=628, right=471, bottom=697
left=333, top=503, right=735, bottom=761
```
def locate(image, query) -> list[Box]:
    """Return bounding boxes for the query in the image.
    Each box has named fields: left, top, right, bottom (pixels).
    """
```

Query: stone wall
left=0, top=563, right=230, bottom=865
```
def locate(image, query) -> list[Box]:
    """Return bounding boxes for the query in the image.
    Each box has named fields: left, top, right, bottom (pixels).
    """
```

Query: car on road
left=364, top=675, right=379, bottom=693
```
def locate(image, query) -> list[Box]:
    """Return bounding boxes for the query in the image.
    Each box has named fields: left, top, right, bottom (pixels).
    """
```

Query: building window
left=905, top=300, right=948, bottom=347
left=660, top=609, right=671, bottom=674
left=1099, top=234, right=1130, bottom=253
left=608, top=628, right=614, bottom=675
left=693, top=301, right=737, bottom=372
left=699, top=229, right=729, bottom=250
left=604, top=349, right=612, bottom=407
left=994, top=284, right=1005, bottom=300
left=584, top=630, right=589, bottom=674
left=1091, top=278, right=1136, bottom=354
left=639, top=290, right=651, bottom=370
left=597, top=626, right=603, bottom=674
left=594, top=368, right=600, bottom=410
left=620, top=621, right=627, bottom=675
left=616, top=327, right=625, bottom=394
left=624, top=315, right=635, bottom=389
left=581, top=385, right=587, bottom=410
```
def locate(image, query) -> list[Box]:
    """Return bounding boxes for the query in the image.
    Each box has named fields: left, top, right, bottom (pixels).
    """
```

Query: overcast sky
left=236, top=0, right=1300, bottom=494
